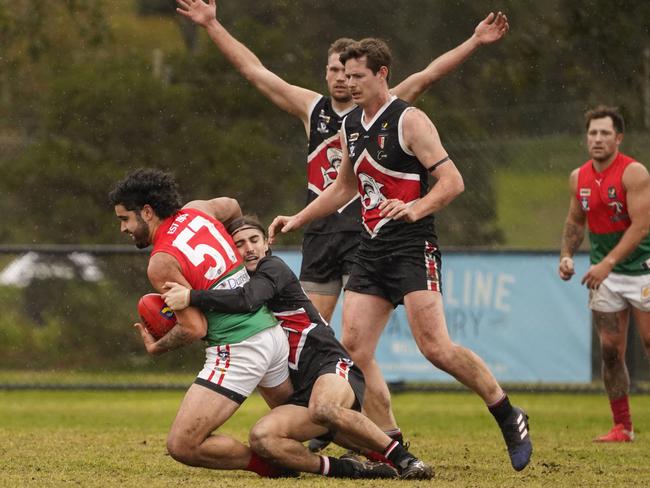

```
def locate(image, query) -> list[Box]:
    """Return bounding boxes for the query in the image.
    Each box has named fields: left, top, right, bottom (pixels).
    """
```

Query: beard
left=331, top=92, right=352, bottom=104
left=133, top=214, right=151, bottom=249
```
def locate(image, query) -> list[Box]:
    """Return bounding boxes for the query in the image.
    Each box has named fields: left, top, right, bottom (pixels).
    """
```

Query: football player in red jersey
left=175, top=0, right=508, bottom=326
left=110, top=168, right=395, bottom=479
left=269, top=38, right=532, bottom=472
left=559, top=106, right=650, bottom=442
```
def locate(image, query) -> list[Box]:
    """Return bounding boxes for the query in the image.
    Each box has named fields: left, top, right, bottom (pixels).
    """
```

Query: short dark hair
left=339, top=38, right=392, bottom=80
left=108, top=168, right=182, bottom=219
left=228, top=215, right=266, bottom=238
left=328, top=37, right=356, bottom=58
left=585, top=105, right=625, bottom=133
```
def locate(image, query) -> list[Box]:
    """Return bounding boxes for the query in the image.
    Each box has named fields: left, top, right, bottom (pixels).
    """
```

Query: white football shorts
left=194, top=324, right=289, bottom=404
left=589, top=272, right=650, bottom=313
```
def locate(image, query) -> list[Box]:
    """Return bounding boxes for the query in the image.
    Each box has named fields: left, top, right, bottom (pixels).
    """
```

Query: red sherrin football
left=137, top=293, right=177, bottom=340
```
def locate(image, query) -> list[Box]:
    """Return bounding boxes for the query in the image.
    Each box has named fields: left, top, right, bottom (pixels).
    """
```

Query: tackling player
left=163, top=216, right=432, bottom=479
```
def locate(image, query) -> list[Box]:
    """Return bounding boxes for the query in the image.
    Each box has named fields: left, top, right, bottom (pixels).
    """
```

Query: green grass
left=1, top=388, right=649, bottom=487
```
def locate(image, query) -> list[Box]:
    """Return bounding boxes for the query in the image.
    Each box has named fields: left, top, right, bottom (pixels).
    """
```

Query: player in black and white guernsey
left=270, top=38, right=533, bottom=473
left=177, top=0, right=509, bottom=324
left=162, top=216, right=430, bottom=479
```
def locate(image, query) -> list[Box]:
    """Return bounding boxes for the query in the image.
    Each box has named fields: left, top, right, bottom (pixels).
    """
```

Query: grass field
left=1, top=386, right=649, bottom=487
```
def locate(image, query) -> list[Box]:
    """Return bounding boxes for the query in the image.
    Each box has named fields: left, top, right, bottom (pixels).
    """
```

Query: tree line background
left=1, top=0, right=649, bottom=371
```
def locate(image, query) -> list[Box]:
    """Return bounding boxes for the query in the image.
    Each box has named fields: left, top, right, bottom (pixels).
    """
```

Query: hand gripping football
left=137, top=293, right=177, bottom=340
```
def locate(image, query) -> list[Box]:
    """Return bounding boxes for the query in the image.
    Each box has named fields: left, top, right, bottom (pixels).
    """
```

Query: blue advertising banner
left=275, top=250, right=591, bottom=383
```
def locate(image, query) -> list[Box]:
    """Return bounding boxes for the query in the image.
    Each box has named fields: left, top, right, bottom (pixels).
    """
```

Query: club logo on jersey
left=381, top=121, right=389, bottom=129
left=349, top=143, right=357, bottom=158
left=580, top=196, right=590, bottom=211
left=608, top=201, right=624, bottom=214
left=579, top=188, right=591, bottom=196
left=320, top=147, right=343, bottom=188
left=317, top=120, right=329, bottom=134
left=607, top=186, right=617, bottom=199
left=217, top=349, right=230, bottom=361
left=378, top=134, right=387, bottom=149
left=359, top=173, right=386, bottom=211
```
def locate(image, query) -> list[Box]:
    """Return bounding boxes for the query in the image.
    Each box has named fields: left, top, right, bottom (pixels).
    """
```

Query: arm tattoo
left=561, top=222, right=584, bottom=256
left=155, top=325, right=196, bottom=353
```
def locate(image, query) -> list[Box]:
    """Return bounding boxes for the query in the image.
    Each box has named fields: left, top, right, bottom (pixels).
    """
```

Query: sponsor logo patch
left=579, top=188, right=591, bottom=196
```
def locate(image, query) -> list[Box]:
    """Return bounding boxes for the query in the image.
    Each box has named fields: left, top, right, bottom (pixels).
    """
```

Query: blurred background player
left=269, top=38, right=532, bottom=471
left=109, top=168, right=296, bottom=478
left=559, top=106, right=650, bottom=442
left=163, top=215, right=431, bottom=479
left=175, top=0, right=508, bottom=324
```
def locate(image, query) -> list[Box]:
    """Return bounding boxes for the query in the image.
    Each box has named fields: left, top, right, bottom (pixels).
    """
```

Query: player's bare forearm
left=560, top=221, right=584, bottom=258
left=602, top=223, right=649, bottom=268
left=151, top=324, right=197, bottom=355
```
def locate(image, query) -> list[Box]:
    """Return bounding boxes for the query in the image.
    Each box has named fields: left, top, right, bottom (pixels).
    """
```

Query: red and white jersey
left=305, top=95, right=361, bottom=234
left=342, top=96, right=434, bottom=239
left=151, top=208, right=246, bottom=291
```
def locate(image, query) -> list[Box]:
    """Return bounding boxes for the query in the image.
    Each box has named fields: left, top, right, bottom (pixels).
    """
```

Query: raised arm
left=379, top=108, right=464, bottom=222
left=135, top=253, right=207, bottom=355
left=176, top=0, right=319, bottom=128
left=184, top=197, right=242, bottom=228
left=580, top=162, right=650, bottom=288
left=558, top=169, right=585, bottom=281
left=391, top=12, right=509, bottom=104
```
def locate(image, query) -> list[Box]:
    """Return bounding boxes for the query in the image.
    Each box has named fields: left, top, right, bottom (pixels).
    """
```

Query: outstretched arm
left=268, top=131, right=358, bottom=242
left=391, top=11, right=509, bottom=104
left=558, top=169, right=585, bottom=281
left=176, top=0, right=319, bottom=128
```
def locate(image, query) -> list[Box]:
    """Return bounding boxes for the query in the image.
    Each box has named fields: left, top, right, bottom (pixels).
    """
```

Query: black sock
left=320, top=456, right=356, bottom=478
left=383, top=440, right=413, bottom=471
left=488, top=394, right=514, bottom=425
left=384, top=429, right=403, bottom=445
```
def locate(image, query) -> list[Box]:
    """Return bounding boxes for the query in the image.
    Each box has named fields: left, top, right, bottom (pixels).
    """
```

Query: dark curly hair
left=108, top=168, right=182, bottom=219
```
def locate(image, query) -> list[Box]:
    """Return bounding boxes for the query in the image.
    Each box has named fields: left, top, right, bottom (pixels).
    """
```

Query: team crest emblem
left=378, top=134, right=387, bottom=149
left=608, top=201, right=624, bottom=214
left=317, top=121, right=329, bottom=134
left=580, top=197, right=590, bottom=211
left=607, top=186, right=617, bottom=199
left=359, top=173, right=385, bottom=210
left=217, top=349, right=230, bottom=361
